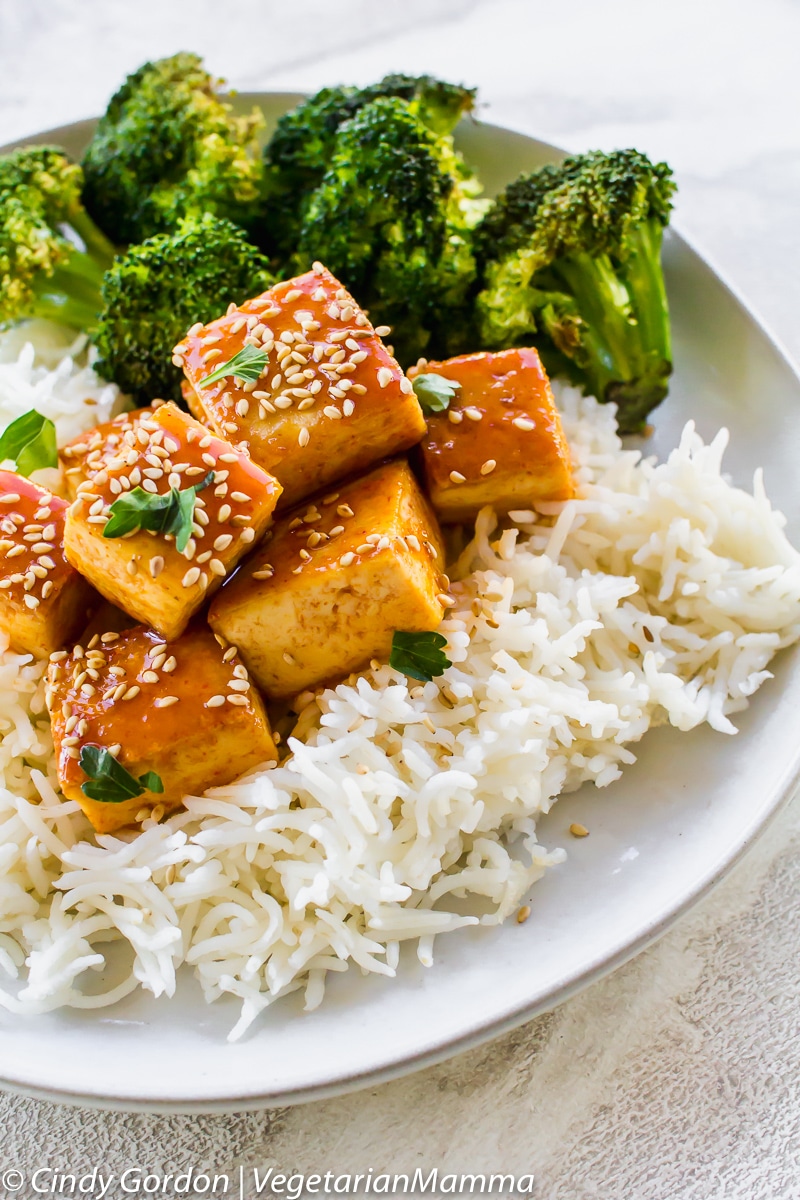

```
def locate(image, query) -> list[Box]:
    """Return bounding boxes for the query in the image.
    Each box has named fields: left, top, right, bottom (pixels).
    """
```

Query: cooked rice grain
left=0, top=382, right=798, bottom=1039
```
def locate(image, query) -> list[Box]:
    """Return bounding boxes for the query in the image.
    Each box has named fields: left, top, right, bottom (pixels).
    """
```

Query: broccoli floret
left=293, top=97, right=483, bottom=364
left=82, top=53, right=266, bottom=245
left=262, top=74, right=476, bottom=265
left=92, top=214, right=273, bottom=404
left=0, top=145, right=116, bottom=331
left=475, top=149, right=676, bottom=432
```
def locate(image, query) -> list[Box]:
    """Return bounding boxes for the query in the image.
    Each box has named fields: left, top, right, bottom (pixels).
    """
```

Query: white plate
left=2, top=96, right=800, bottom=1112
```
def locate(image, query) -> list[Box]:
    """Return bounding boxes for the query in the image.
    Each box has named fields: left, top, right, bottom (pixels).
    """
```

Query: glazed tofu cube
left=209, top=459, right=447, bottom=698
left=0, top=471, right=95, bottom=657
left=173, top=264, right=427, bottom=509
left=59, top=405, right=158, bottom=501
left=46, top=624, right=278, bottom=834
left=63, top=403, right=282, bottom=641
left=410, top=348, right=574, bottom=522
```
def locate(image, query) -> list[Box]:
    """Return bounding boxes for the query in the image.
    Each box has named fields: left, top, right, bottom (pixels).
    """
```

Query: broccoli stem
left=549, top=251, right=639, bottom=400
left=30, top=248, right=107, bottom=331
left=620, top=217, right=671, bottom=368
left=67, top=207, right=117, bottom=271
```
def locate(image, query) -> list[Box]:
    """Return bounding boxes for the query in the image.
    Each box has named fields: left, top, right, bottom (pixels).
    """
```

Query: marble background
left=1, top=1, right=799, bottom=1196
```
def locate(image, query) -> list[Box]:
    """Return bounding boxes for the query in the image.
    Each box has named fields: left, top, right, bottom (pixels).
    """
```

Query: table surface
left=2, top=1, right=800, bottom=1196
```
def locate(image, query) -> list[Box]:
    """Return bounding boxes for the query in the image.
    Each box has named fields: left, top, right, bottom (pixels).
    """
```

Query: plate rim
left=1, top=95, right=799, bottom=1113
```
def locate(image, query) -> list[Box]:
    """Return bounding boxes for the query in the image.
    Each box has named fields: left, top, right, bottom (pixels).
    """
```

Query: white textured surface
left=1, top=1, right=799, bottom=1195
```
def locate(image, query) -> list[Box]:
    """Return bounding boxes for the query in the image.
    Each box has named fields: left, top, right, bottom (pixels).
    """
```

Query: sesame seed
left=223, top=647, right=238, bottom=662
left=329, top=525, right=344, bottom=537
left=513, top=416, right=536, bottom=431
left=209, top=558, right=227, bottom=576
left=230, top=491, right=250, bottom=503
left=23, top=594, right=40, bottom=609
left=149, top=555, right=165, bottom=578
left=339, top=552, right=355, bottom=567
left=122, top=685, right=140, bottom=701
left=182, top=567, right=201, bottom=588
left=228, top=679, right=250, bottom=693
left=437, top=593, right=456, bottom=607
left=283, top=652, right=296, bottom=665
left=374, top=325, right=391, bottom=337
left=342, top=399, right=355, bottom=417
left=163, top=657, right=177, bottom=673
left=227, top=694, right=249, bottom=706
left=377, top=367, right=392, bottom=389
left=356, top=543, right=373, bottom=555
left=448, top=410, right=464, bottom=424
left=218, top=504, right=232, bottom=522
left=202, top=348, right=223, bottom=363
left=399, top=377, right=414, bottom=395
left=252, top=567, right=273, bottom=579
left=480, top=459, right=497, bottom=475
left=100, top=632, right=119, bottom=644
left=449, top=471, right=467, bottom=484
left=155, top=696, right=180, bottom=708
left=570, top=822, right=589, bottom=837
left=464, top=407, right=483, bottom=421
left=239, top=528, right=255, bottom=543
left=323, top=405, right=341, bottom=419
left=298, top=428, right=310, bottom=448
left=206, top=695, right=226, bottom=708
left=284, top=288, right=303, bottom=302
left=516, top=905, right=531, bottom=924
left=337, top=504, right=354, bottom=518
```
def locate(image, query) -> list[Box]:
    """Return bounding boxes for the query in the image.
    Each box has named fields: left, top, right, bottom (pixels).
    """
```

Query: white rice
left=0, top=325, right=799, bottom=1040
left=0, top=319, right=126, bottom=447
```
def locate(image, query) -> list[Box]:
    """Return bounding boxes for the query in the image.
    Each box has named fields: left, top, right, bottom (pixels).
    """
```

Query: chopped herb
left=390, top=630, right=451, bottom=682
left=411, top=373, right=461, bottom=414
left=0, top=409, right=57, bottom=475
left=78, top=744, right=164, bottom=805
left=103, top=471, right=214, bottom=552
left=198, top=344, right=270, bottom=389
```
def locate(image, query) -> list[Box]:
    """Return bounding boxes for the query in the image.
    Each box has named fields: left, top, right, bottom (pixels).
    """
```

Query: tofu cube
left=209, top=459, right=447, bottom=698
left=46, top=624, right=278, bottom=834
left=0, top=471, right=96, bottom=657
left=410, top=348, right=575, bottom=522
left=173, top=264, right=427, bottom=509
left=59, top=405, right=158, bottom=500
left=63, top=402, right=282, bottom=641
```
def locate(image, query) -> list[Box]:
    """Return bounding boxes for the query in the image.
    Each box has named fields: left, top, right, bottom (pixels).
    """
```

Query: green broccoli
left=0, top=145, right=116, bottom=331
left=293, top=96, right=483, bottom=364
left=475, top=149, right=676, bottom=432
left=262, top=74, right=476, bottom=265
left=93, top=213, right=273, bottom=405
left=82, top=52, right=266, bottom=246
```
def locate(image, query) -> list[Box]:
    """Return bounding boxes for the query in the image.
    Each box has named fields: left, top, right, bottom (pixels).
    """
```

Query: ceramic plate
left=1, top=96, right=799, bottom=1112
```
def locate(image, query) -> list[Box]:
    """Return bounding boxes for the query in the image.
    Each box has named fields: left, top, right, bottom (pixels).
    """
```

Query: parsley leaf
left=78, top=744, right=164, bottom=805
left=102, top=471, right=214, bottom=552
left=411, top=373, right=461, bottom=414
left=198, top=344, right=270, bottom=390
left=0, top=410, right=58, bottom=475
left=390, top=630, right=451, bottom=682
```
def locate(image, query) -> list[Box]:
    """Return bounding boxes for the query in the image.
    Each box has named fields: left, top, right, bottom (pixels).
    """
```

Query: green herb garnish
left=102, top=471, right=214, bottom=552
left=78, top=744, right=164, bottom=805
left=0, top=410, right=58, bottom=476
left=198, top=344, right=270, bottom=389
left=411, top=373, right=461, bottom=414
left=390, top=630, right=451, bottom=682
